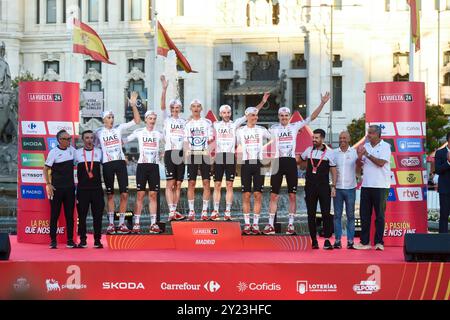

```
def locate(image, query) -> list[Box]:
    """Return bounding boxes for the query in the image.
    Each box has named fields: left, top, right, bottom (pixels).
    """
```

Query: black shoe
left=323, top=239, right=333, bottom=250
left=94, top=241, right=103, bottom=249
left=49, top=241, right=57, bottom=249
left=333, top=241, right=342, bottom=249
left=347, top=242, right=355, bottom=249
left=78, top=241, right=87, bottom=248
left=312, top=240, right=319, bottom=249
left=66, top=240, right=76, bottom=248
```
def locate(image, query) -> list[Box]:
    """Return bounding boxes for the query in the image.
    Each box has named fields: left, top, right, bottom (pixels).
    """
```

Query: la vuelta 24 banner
left=365, top=82, right=427, bottom=246
left=17, top=81, right=79, bottom=244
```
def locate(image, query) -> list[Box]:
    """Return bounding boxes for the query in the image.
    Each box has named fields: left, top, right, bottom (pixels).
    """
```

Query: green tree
left=426, top=102, right=449, bottom=153
left=11, top=71, right=42, bottom=89
left=347, top=113, right=366, bottom=145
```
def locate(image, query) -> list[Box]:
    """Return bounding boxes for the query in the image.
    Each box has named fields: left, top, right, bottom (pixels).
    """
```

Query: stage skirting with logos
left=1, top=236, right=449, bottom=300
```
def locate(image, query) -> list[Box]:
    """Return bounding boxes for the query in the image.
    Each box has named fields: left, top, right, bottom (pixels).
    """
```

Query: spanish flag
left=72, top=18, right=115, bottom=64
left=157, top=21, right=196, bottom=73
left=407, top=0, right=420, bottom=52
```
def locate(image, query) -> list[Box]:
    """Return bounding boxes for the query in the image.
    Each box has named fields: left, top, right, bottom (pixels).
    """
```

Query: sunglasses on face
left=60, top=137, right=71, bottom=141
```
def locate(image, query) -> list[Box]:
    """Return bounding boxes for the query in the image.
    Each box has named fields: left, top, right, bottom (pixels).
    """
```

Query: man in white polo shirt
left=332, top=131, right=358, bottom=249
left=355, top=125, right=391, bottom=251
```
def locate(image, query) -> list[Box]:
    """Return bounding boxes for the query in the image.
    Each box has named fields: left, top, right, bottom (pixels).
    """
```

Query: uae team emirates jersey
left=184, top=118, right=213, bottom=152
left=236, top=125, right=271, bottom=161
left=95, top=120, right=136, bottom=163
left=163, top=110, right=186, bottom=151
left=269, top=117, right=311, bottom=158
left=126, top=127, right=163, bottom=164
left=213, top=116, right=246, bottom=153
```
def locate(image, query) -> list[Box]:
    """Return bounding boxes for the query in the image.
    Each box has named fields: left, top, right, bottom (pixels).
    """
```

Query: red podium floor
left=1, top=236, right=449, bottom=300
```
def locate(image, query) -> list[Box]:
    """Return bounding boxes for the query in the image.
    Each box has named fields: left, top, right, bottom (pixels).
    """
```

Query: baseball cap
left=169, top=99, right=182, bottom=108
left=190, top=99, right=202, bottom=106
left=145, top=110, right=157, bottom=118
left=278, top=107, right=291, bottom=115
left=219, top=104, right=231, bottom=113
left=102, top=110, right=114, bottom=118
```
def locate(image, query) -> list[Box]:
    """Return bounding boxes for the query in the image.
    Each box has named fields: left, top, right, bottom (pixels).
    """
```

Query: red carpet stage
left=1, top=235, right=449, bottom=300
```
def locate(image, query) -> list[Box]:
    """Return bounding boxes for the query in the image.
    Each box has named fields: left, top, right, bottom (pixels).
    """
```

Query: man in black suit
left=435, top=132, right=450, bottom=233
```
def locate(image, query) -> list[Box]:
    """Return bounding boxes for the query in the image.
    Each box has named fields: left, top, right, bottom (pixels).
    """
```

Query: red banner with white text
left=365, top=82, right=427, bottom=246
left=17, top=82, right=79, bottom=244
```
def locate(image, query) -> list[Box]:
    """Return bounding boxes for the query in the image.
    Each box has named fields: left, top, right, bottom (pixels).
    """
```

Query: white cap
left=145, top=110, right=157, bottom=118
left=245, top=107, right=258, bottom=116
left=278, top=107, right=291, bottom=115
left=219, top=104, right=231, bottom=113
left=190, top=99, right=202, bottom=106
left=102, top=110, right=114, bottom=119
left=169, top=99, right=182, bottom=108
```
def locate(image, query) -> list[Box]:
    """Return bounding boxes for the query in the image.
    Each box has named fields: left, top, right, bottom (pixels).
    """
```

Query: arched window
left=444, top=72, right=450, bottom=86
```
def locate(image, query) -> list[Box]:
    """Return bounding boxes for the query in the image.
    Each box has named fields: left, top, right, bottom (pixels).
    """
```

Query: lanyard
left=310, top=147, right=327, bottom=174
left=83, top=148, right=94, bottom=179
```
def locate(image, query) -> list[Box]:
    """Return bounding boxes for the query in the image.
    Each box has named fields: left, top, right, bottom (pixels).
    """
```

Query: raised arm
left=255, top=92, right=271, bottom=111
left=310, top=92, right=330, bottom=121
left=129, top=91, right=141, bottom=124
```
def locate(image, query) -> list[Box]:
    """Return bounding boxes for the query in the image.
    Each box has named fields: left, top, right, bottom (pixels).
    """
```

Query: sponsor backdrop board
left=365, top=82, right=427, bottom=246
left=17, top=81, right=79, bottom=244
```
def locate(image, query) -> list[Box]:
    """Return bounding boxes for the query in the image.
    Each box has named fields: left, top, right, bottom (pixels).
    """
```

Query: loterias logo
left=378, top=93, right=413, bottom=103
left=21, top=185, right=45, bottom=199
left=28, top=93, right=62, bottom=102
left=296, top=281, right=337, bottom=294
left=22, top=137, right=46, bottom=151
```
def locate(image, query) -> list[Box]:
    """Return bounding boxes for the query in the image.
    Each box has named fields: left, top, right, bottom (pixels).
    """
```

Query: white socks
left=202, top=200, right=209, bottom=212
left=226, top=203, right=232, bottom=212
left=244, top=214, right=250, bottom=225
left=289, top=213, right=295, bottom=225
left=188, top=200, right=195, bottom=211
left=253, top=214, right=259, bottom=226
left=119, top=213, right=125, bottom=225
left=269, top=214, right=275, bottom=227
left=108, top=212, right=114, bottom=224
left=134, top=215, right=140, bottom=224
left=214, top=202, right=219, bottom=212
left=151, top=214, right=156, bottom=225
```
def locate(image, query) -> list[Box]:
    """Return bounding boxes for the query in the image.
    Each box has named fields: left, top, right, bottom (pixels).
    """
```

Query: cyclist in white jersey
left=160, top=75, right=187, bottom=221
left=236, top=107, right=271, bottom=235
left=211, top=93, right=270, bottom=221
left=125, top=110, right=163, bottom=234
left=95, top=92, right=141, bottom=234
left=184, top=99, right=214, bottom=221
left=264, top=92, right=330, bottom=235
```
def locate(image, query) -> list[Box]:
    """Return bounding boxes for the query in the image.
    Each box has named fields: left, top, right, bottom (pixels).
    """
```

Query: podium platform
left=106, top=221, right=311, bottom=251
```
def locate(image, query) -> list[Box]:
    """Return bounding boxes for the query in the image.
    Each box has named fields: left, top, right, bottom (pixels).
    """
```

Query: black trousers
left=305, top=183, right=333, bottom=240
left=360, top=187, right=389, bottom=245
left=439, top=193, right=450, bottom=233
left=76, top=188, right=105, bottom=242
left=50, top=187, right=75, bottom=243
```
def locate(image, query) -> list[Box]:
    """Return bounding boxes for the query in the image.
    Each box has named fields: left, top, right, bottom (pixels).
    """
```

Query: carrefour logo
left=367, top=122, right=395, bottom=137
left=21, top=185, right=45, bottom=199
left=21, top=121, right=46, bottom=135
